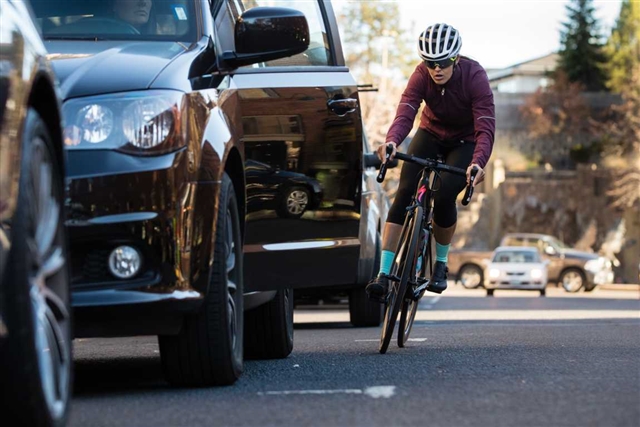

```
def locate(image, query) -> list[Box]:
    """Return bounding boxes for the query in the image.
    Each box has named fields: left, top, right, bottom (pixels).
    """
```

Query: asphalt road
left=69, top=286, right=640, bottom=427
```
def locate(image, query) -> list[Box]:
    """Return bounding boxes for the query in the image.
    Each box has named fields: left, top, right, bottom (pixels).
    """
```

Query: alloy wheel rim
left=461, top=267, right=481, bottom=288
left=562, top=271, right=583, bottom=292
left=27, top=136, right=70, bottom=419
left=287, top=191, right=308, bottom=215
left=225, top=207, right=238, bottom=351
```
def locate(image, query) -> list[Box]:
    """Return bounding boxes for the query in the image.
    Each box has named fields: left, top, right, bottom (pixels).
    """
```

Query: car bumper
left=589, top=269, right=615, bottom=286
left=65, top=149, right=214, bottom=336
left=485, top=280, right=546, bottom=290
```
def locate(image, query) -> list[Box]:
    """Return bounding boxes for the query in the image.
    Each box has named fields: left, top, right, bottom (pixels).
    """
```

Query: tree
left=602, top=67, right=640, bottom=208
left=337, top=2, right=413, bottom=83
left=558, top=0, right=609, bottom=91
left=520, top=72, right=595, bottom=167
left=604, top=0, right=640, bottom=93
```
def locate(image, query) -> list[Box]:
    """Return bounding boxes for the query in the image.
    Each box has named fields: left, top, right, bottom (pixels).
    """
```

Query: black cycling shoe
left=366, top=274, right=390, bottom=302
left=426, top=261, right=449, bottom=294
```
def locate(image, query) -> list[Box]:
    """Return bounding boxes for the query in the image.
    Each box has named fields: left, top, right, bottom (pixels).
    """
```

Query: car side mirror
left=222, top=7, right=310, bottom=69
left=364, top=153, right=399, bottom=169
left=544, top=246, right=556, bottom=256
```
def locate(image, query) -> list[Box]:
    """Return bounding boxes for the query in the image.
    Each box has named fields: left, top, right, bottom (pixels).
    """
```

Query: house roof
left=487, top=53, right=559, bottom=82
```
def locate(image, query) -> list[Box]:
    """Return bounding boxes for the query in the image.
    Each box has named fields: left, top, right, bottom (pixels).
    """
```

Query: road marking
left=422, top=295, right=441, bottom=308
left=259, top=386, right=396, bottom=399
left=355, top=338, right=427, bottom=342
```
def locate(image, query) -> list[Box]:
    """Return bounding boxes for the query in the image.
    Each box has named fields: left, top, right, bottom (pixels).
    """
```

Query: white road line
left=259, top=386, right=396, bottom=399
left=422, top=295, right=441, bottom=308
left=355, top=338, right=427, bottom=342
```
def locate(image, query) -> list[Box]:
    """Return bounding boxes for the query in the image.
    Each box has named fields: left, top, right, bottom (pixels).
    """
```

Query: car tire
left=276, top=186, right=310, bottom=219
left=0, top=109, right=72, bottom=427
left=349, top=233, right=383, bottom=327
left=539, top=289, right=546, bottom=297
left=559, top=268, right=585, bottom=293
left=244, top=288, right=294, bottom=359
left=486, top=289, right=494, bottom=297
left=459, top=264, right=484, bottom=289
left=159, top=172, right=243, bottom=386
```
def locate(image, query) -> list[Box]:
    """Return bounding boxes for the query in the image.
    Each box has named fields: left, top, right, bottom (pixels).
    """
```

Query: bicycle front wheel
left=379, top=207, right=422, bottom=354
left=379, top=206, right=422, bottom=354
left=398, top=208, right=427, bottom=347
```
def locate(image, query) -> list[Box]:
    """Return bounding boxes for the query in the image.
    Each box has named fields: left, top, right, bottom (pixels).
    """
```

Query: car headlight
left=531, top=269, right=543, bottom=279
left=585, top=257, right=606, bottom=273
left=63, top=90, right=185, bottom=155
left=489, top=268, right=501, bottom=278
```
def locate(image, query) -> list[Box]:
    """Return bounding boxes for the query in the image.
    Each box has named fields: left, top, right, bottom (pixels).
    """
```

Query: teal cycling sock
left=435, top=242, right=451, bottom=263
left=379, top=250, right=395, bottom=275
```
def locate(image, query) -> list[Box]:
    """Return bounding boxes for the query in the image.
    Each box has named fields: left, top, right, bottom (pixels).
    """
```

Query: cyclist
left=367, top=23, right=495, bottom=300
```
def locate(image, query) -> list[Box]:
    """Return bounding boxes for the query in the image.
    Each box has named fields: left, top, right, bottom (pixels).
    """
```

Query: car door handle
left=327, top=98, right=358, bottom=116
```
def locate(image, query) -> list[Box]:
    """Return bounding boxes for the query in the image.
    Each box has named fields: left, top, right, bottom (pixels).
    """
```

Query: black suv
left=33, top=0, right=388, bottom=386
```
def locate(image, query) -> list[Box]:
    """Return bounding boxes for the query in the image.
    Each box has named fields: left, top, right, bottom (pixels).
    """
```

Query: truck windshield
left=32, top=0, right=197, bottom=42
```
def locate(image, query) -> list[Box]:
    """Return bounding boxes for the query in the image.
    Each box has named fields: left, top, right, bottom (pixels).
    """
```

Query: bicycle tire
left=399, top=221, right=431, bottom=347
left=379, top=206, right=422, bottom=354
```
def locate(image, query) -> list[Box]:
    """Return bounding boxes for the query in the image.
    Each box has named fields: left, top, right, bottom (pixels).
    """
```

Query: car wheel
left=244, top=288, right=294, bottom=359
left=459, top=264, right=483, bottom=289
left=276, top=186, right=309, bottom=219
left=349, top=233, right=383, bottom=327
left=539, top=289, right=546, bottom=297
left=559, top=268, right=585, bottom=293
left=486, top=289, right=494, bottom=297
left=159, top=173, right=243, bottom=386
left=0, top=109, right=71, bottom=427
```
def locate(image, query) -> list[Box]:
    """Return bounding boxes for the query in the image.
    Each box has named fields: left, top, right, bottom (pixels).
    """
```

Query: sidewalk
left=599, top=283, right=640, bottom=292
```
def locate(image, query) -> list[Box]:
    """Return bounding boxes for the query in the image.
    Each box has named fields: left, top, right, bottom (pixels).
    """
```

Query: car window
left=233, top=0, right=332, bottom=67
left=32, top=0, right=196, bottom=42
left=493, top=251, right=540, bottom=263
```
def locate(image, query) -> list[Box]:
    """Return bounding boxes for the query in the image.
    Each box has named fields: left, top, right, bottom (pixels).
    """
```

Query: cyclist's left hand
left=466, top=163, right=485, bottom=187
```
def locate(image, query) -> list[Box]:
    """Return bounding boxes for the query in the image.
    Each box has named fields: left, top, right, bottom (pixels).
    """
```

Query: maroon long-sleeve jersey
left=386, top=57, right=496, bottom=168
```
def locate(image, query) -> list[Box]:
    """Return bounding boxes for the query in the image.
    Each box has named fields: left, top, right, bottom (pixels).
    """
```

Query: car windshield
left=31, top=0, right=197, bottom=42
left=492, top=251, right=540, bottom=263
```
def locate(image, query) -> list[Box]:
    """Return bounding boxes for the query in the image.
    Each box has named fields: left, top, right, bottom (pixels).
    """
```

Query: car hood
left=45, top=40, right=187, bottom=99
left=559, top=249, right=599, bottom=260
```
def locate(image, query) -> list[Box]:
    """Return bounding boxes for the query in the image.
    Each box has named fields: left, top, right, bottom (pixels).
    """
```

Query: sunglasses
left=424, top=56, right=457, bottom=70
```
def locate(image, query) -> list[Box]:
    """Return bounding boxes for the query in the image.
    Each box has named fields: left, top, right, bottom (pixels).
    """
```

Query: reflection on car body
left=245, top=159, right=323, bottom=219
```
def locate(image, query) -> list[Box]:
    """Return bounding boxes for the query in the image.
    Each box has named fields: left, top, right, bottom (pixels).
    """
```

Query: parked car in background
left=0, top=1, right=71, bottom=425
left=484, top=247, right=548, bottom=297
left=33, top=0, right=384, bottom=385
left=449, top=233, right=614, bottom=293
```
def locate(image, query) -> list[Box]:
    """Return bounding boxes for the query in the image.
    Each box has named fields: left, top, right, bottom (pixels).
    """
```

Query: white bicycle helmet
left=418, top=23, right=462, bottom=62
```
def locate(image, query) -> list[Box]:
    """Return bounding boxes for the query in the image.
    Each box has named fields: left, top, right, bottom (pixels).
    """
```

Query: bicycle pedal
left=412, top=282, right=429, bottom=300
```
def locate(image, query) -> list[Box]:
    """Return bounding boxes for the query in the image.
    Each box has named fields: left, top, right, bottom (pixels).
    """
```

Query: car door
left=213, top=0, right=364, bottom=292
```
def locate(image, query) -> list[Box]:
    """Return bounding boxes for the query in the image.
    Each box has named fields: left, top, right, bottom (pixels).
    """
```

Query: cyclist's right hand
left=377, top=142, right=397, bottom=162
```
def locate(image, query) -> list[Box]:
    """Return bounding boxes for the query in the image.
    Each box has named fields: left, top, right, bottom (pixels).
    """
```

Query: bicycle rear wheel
left=379, top=207, right=422, bottom=354
left=398, top=220, right=430, bottom=347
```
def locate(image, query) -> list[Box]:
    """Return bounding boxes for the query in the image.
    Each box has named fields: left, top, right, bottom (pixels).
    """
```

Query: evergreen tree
left=558, top=0, right=609, bottom=91
left=604, top=0, right=640, bottom=93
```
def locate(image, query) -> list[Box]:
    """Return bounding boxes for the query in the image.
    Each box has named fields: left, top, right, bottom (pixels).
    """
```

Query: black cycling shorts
left=387, top=128, right=475, bottom=228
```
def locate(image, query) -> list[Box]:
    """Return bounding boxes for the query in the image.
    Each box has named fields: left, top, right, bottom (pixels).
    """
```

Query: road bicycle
left=376, top=146, right=478, bottom=354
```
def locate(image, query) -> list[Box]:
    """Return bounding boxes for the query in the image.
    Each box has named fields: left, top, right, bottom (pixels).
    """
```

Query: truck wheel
left=244, top=288, right=294, bottom=359
left=486, top=289, right=494, bottom=297
left=459, top=264, right=484, bottom=289
left=559, top=268, right=585, bottom=293
left=159, top=173, right=244, bottom=386
left=0, top=109, right=72, bottom=427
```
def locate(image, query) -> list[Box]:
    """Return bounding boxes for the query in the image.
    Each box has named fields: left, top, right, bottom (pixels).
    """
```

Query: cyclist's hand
left=466, top=163, right=485, bottom=187
left=377, top=142, right=397, bottom=162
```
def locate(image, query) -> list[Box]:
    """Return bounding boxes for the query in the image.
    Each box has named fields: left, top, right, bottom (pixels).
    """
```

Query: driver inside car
left=113, top=0, right=153, bottom=31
